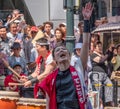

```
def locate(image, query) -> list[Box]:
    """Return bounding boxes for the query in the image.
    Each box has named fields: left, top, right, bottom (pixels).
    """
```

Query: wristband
left=28, top=75, right=33, bottom=80
left=84, top=20, right=90, bottom=32
left=30, top=77, right=39, bottom=84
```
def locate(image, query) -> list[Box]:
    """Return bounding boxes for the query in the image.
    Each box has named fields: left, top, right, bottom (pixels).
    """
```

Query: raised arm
left=80, top=2, right=93, bottom=70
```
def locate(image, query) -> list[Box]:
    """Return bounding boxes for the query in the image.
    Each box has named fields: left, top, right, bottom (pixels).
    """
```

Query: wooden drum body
left=17, top=98, right=46, bottom=109
left=0, top=91, right=19, bottom=109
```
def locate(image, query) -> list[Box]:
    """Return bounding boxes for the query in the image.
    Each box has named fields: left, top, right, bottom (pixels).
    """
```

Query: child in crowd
left=4, top=62, right=25, bottom=92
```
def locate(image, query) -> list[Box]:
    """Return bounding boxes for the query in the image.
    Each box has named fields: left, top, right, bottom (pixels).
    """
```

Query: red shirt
left=4, top=73, right=25, bottom=92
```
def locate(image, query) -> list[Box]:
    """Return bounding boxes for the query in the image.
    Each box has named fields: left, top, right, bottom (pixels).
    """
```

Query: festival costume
left=39, top=65, right=91, bottom=109
left=34, top=51, right=53, bottom=98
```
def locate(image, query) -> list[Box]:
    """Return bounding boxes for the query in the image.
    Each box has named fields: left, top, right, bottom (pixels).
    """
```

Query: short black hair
left=43, top=21, right=53, bottom=29
left=94, top=41, right=102, bottom=48
left=11, top=42, right=21, bottom=49
left=116, top=44, right=120, bottom=50
left=0, top=26, right=6, bottom=29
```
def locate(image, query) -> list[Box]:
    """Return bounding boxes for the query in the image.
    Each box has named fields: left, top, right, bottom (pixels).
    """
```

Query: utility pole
left=98, top=0, right=102, bottom=18
left=79, top=0, right=83, bottom=21
left=65, top=0, right=75, bottom=53
left=109, top=0, right=112, bottom=17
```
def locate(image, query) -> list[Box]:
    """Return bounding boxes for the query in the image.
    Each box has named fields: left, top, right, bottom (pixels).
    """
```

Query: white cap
left=14, top=20, right=20, bottom=23
left=75, top=43, right=83, bottom=49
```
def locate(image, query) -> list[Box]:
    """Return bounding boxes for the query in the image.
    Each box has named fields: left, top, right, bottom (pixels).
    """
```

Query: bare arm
left=80, top=2, right=93, bottom=70
left=9, top=14, right=23, bottom=23
left=80, top=33, right=90, bottom=70
left=24, top=61, right=56, bottom=87
left=30, top=60, right=56, bottom=78
left=37, top=61, right=56, bottom=81
left=93, top=54, right=108, bottom=63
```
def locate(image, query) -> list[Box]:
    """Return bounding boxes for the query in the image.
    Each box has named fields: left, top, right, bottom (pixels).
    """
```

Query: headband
left=36, top=42, right=50, bottom=46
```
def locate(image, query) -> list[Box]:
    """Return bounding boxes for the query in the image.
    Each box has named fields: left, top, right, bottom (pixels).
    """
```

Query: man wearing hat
left=23, top=37, right=56, bottom=98
left=8, top=42, right=27, bottom=75
left=71, top=42, right=92, bottom=67
left=4, top=62, right=25, bottom=92
left=30, top=26, right=39, bottom=39
left=71, top=43, right=92, bottom=88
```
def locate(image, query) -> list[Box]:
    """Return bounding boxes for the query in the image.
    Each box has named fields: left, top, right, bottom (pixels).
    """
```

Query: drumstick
left=8, top=66, right=21, bottom=78
left=9, top=82, right=24, bottom=86
left=2, top=58, right=21, bottom=78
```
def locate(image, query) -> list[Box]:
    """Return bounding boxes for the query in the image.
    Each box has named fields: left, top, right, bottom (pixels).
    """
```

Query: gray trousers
left=89, top=71, right=113, bottom=103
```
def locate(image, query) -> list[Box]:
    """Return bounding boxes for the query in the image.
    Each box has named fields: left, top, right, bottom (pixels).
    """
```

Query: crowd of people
left=0, top=2, right=120, bottom=109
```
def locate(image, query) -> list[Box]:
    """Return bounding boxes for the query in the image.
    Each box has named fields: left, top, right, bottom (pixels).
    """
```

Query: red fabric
left=70, top=67, right=85, bottom=109
left=36, top=55, right=42, bottom=66
left=38, top=69, right=58, bottom=109
left=34, top=51, right=51, bottom=98
left=38, top=66, right=86, bottom=109
left=34, top=56, right=43, bottom=98
left=4, top=73, right=25, bottom=92
left=34, top=83, right=39, bottom=98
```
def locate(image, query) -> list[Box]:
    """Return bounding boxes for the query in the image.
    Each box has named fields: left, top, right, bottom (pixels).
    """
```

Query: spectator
left=7, top=22, right=23, bottom=44
left=0, top=51, right=8, bottom=88
left=4, top=62, right=25, bottom=92
left=71, top=43, right=92, bottom=86
left=22, top=25, right=36, bottom=63
left=43, top=21, right=54, bottom=50
left=54, top=28, right=65, bottom=48
left=59, top=22, right=66, bottom=40
left=76, top=21, right=84, bottom=43
left=90, top=41, right=114, bottom=107
left=105, top=43, right=114, bottom=77
left=8, top=42, right=28, bottom=75
left=7, top=22, right=25, bottom=57
left=0, top=26, right=11, bottom=56
left=11, top=9, right=25, bottom=23
left=24, top=26, right=39, bottom=72
left=30, top=26, right=39, bottom=39
left=90, top=33, right=100, bottom=53
left=4, top=14, right=13, bottom=27
left=111, top=44, right=120, bottom=71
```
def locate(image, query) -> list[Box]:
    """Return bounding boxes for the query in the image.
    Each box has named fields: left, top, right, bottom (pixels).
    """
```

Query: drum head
left=17, top=98, right=46, bottom=106
left=0, top=91, right=19, bottom=100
